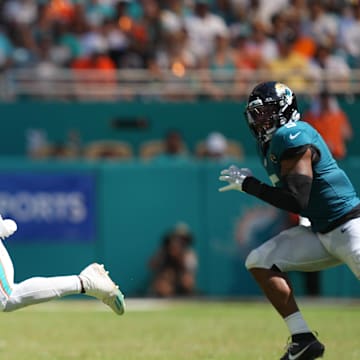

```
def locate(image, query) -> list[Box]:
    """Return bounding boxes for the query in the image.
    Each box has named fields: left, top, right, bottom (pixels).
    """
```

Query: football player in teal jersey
left=219, top=81, right=360, bottom=360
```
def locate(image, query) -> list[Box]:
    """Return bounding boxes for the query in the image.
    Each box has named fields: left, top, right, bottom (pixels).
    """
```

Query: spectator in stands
left=271, top=11, right=289, bottom=42
left=129, top=0, right=162, bottom=69
left=284, top=0, right=309, bottom=21
left=142, top=130, right=190, bottom=163
left=71, top=45, right=117, bottom=100
left=201, top=131, right=229, bottom=160
left=3, top=0, right=39, bottom=26
left=155, top=28, right=195, bottom=72
left=160, top=0, right=186, bottom=35
left=303, top=0, right=338, bottom=48
left=43, top=0, right=75, bottom=24
left=233, top=32, right=258, bottom=71
left=249, top=20, right=278, bottom=64
left=25, top=128, right=50, bottom=159
left=308, top=43, right=351, bottom=94
left=232, top=20, right=274, bottom=95
left=252, top=0, right=290, bottom=30
left=212, top=0, right=236, bottom=25
left=148, top=223, right=198, bottom=297
left=162, top=130, right=188, bottom=158
left=267, top=31, right=310, bottom=92
left=184, top=0, right=228, bottom=67
left=205, top=33, right=236, bottom=99
left=151, top=28, right=196, bottom=101
left=287, top=12, right=316, bottom=60
left=158, top=130, right=188, bottom=161
left=340, top=3, right=360, bottom=68
left=303, top=89, right=353, bottom=160
left=212, top=22, right=232, bottom=58
left=196, top=131, right=243, bottom=162
left=32, top=36, right=63, bottom=99
left=228, top=3, right=252, bottom=42
left=102, top=18, right=130, bottom=68
left=86, top=0, right=115, bottom=27
left=53, top=21, right=82, bottom=67
left=78, top=20, right=108, bottom=59
left=107, top=0, right=137, bottom=69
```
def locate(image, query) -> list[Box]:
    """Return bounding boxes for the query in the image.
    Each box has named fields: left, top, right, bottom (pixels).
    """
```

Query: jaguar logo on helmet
left=275, top=82, right=293, bottom=106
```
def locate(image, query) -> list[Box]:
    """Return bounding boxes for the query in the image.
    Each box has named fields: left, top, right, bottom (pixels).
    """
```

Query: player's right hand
left=0, top=215, right=17, bottom=240
left=218, top=165, right=253, bottom=192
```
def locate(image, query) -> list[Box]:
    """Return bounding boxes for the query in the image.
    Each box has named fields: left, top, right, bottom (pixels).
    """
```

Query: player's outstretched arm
left=219, top=149, right=313, bottom=214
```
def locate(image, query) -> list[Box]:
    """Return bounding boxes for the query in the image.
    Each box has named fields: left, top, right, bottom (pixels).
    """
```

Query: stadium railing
left=0, top=68, right=357, bottom=101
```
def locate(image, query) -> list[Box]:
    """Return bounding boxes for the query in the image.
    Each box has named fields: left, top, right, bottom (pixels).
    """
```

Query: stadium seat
left=83, top=140, right=133, bottom=160
left=139, top=139, right=188, bottom=159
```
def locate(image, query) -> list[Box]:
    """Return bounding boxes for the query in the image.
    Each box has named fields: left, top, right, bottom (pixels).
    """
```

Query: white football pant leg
left=0, top=240, right=15, bottom=310
left=4, top=275, right=82, bottom=312
left=318, top=217, right=360, bottom=279
left=245, top=225, right=341, bottom=272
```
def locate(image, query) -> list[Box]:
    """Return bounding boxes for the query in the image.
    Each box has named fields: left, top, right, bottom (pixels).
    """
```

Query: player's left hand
left=0, top=215, right=17, bottom=240
left=219, top=165, right=253, bottom=192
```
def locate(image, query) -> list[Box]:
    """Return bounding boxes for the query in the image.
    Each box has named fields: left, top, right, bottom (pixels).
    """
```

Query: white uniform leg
left=318, top=218, right=360, bottom=279
left=0, top=240, right=15, bottom=310
left=4, top=275, right=81, bottom=312
left=245, top=225, right=341, bottom=272
left=0, top=237, right=82, bottom=312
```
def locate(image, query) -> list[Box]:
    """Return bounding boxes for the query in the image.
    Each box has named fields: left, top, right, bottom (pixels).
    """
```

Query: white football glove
left=219, top=165, right=253, bottom=192
left=0, top=215, right=17, bottom=240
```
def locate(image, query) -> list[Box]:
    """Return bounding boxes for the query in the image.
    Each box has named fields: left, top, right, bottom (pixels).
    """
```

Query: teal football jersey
left=259, top=120, right=360, bottom=232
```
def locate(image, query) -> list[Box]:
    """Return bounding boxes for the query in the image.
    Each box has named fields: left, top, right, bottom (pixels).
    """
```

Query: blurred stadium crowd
left=26, top=128, right=246, bottom=161
left=0, top=0, right=359, bottom=97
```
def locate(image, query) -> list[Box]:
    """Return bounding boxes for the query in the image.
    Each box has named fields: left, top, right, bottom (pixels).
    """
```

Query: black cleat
left=280, top=338, right=325, bottom=360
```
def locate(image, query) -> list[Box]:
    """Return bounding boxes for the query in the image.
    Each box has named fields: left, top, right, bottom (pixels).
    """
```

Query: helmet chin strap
left=260, top=124, right=277, bottom=144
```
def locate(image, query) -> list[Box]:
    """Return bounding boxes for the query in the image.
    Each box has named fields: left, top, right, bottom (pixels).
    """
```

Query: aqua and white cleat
left=79, top=263, right=125, bottom=315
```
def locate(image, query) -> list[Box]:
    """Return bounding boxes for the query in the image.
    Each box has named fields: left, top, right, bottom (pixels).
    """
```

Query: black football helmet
left=245, top=81, right=300, bottom=144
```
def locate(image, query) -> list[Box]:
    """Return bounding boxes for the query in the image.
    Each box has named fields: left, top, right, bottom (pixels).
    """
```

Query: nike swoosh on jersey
left=289, top=131, right=301, bottom=140
left=288, top=344, right=312, bottom=360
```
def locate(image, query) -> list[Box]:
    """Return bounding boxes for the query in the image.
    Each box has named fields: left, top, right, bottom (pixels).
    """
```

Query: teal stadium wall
left=0, top=100, right=359, bottom=298
left=0, top=99, right=359, bottom=157
left=0, top=101, right=249, bottom=156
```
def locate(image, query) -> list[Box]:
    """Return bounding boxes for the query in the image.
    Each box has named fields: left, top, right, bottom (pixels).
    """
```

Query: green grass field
left=0, top=299, right=359, bottom=360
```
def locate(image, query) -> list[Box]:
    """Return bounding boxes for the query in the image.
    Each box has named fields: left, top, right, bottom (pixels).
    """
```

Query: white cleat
left=79, top=263, right=125, bottom=315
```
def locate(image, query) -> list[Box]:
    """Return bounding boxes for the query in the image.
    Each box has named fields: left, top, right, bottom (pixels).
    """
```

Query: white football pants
left=245, top=217, right=360, bottom=279
left=0, top=240, right=81, bottom=312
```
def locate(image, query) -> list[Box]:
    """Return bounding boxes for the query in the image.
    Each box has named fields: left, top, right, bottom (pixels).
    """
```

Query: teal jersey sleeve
left=261, top=120, right=360, bottom=233
left=270, top=121, right=312, bottom=160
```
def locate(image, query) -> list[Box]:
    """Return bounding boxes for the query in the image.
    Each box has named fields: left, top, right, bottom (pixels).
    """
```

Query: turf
left=0, top=299, right=359, bottom=360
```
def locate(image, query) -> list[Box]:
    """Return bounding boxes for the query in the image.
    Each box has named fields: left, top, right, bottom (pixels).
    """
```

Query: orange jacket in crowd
left=304, top=105, right=353, bottom=160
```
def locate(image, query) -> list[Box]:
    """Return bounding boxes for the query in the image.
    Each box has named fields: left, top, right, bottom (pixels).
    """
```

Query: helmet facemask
left=245, top=102, right=282, bottom=144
